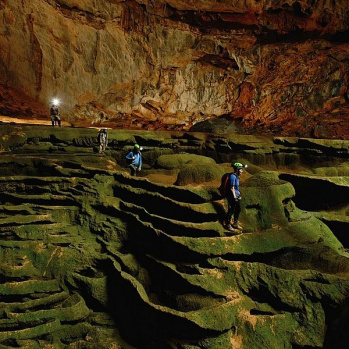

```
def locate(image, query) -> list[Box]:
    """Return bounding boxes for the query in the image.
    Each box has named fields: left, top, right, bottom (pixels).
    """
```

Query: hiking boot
left=232, top=222, right=243, bottom=230
left=225, top=224, right=236, bottom=231
left=225, top=224, right=242, bottom=235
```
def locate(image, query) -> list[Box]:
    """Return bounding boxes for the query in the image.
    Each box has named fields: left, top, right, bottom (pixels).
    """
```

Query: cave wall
left=0, top=0, right=348, bottom=137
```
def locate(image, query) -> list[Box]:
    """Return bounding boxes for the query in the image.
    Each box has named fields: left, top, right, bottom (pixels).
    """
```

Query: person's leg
left=225, top=197, right=235, bottom=227
left=232, top=201, right=242, bottom=229
left=129, top=164, right=136, bottom=176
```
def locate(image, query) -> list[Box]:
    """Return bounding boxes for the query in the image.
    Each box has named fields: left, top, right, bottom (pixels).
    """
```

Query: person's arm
left=137, top=153, right=142, bottom=170
left=230, top=176, right=239, bottom=201
left=125, top=151, right=134, bottom=160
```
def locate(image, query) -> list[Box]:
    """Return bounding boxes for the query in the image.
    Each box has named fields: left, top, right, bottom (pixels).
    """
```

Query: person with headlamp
left=50, top=99, right=61, bottom=127
left=224, top=162, right=248, bottom=232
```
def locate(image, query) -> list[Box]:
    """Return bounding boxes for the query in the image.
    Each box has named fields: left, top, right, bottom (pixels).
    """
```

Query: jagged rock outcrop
left=0, top=124, right=349, bottom=348
left=0, top=0, right=348, bottom=138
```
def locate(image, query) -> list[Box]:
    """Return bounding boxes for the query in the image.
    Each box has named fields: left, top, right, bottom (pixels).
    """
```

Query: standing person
left=224, top=162, right=247, bottom=232
left=97, top=128, right=108, bottom=153
left=50, top=103, right=61, bottom=127
left=125, top=144, right=142, bottom=176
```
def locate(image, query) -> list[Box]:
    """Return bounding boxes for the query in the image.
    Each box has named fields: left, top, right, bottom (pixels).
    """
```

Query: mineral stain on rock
left=0, top=1, right=348, bottom=138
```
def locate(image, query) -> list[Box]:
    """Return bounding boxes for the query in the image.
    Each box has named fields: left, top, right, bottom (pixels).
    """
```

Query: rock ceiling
left=0, top=0, right=348, bottom=138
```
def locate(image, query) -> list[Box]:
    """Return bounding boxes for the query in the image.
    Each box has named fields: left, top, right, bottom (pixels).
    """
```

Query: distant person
left=224, top=162, right=247, bottom=232
left=50, top=104, right=61, bottom=127
left=97, top=128, right=108, bottom=153
left=125, top=144, right=142, bottom=176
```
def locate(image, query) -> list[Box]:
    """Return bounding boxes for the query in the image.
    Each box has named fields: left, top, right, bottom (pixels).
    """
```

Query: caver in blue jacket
left=126, top=144, right=142, bottom=176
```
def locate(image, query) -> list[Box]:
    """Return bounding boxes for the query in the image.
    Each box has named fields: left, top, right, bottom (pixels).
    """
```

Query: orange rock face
left=0, top=0, right=348, bottom=138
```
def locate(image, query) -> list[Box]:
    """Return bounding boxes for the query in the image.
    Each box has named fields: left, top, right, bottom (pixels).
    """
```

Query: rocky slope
left=0, top=123, right=349, bottom=348
left=0, top=0, right=348, bottom=138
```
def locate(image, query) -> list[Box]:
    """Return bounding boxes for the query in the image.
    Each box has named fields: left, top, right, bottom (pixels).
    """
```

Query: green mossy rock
left=313, top=163, right=349, bottom=176
left=0, top=130, right=27, bottom=150
left=0, top=124, right=349, bottom=348
left=175, top=164, right=225, bottom=185
left=156, top=153, right=216, bottom=170
left=242, top=171, right=295, bottom=231
left=142, top=148, right=174, bottom=167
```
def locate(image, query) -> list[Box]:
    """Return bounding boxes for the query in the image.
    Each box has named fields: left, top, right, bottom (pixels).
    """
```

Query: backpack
left=218, top=173, right=231, bottom=197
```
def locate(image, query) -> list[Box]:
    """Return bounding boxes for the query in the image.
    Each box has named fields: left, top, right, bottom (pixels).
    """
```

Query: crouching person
left=126, top=144, right=142, bottom=176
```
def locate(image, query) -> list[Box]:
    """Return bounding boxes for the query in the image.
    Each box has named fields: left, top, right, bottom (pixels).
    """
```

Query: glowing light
left=52, top=98, right=60, bottom=106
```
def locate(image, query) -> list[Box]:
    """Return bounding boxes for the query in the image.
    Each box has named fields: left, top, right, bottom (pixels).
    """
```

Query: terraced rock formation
left=0, top=124, right=349, bottom=348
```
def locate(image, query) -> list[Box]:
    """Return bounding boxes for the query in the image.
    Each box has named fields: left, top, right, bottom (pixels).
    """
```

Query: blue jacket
left=228, top=173, right=240, bottom=198
left=126, top=151, right=142, bottom=169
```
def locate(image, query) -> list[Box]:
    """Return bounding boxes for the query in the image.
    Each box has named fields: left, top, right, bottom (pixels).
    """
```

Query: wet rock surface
left=0, top=124, right=349, bottom=348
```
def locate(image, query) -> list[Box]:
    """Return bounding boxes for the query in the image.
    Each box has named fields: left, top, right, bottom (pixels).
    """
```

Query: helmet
left=232, top=162, right=247, bottom=171
left=134, top=144, right=140, bottom=149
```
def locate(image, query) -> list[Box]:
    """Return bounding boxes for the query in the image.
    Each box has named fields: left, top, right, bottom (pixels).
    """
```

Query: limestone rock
left=0, top=1, right=348, bottom=138
left=0, top=124, right=349, bottom=347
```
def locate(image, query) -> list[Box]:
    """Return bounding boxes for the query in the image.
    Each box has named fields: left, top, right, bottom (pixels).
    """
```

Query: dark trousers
left=226, top=196, right=241, bottom=223
left=128, top=164, right=137, bottom=176
left=51, top=116, right=61, bottom=127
